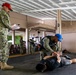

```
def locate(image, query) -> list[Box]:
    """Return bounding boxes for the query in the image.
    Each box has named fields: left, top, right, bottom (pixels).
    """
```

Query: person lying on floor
left=36, top=52, right=76, bottom=72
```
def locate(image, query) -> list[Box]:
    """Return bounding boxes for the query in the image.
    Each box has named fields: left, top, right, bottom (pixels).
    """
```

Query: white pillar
left=25, top=28, right=29, bottom=54
left=12, top=30, right=15, bottom=44
left=56, top=10, right=62, bottom=33
left=56, top=10, right=62, bottom=51
left=23, top=32, right=25, bottom=41
left=42, top=31, right=46, bottom=38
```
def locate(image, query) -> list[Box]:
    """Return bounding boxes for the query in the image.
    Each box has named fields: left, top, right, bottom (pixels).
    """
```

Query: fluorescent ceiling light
left=41, top=18, right=56, bottom=20
left=59, top=1, right=76, bottom=5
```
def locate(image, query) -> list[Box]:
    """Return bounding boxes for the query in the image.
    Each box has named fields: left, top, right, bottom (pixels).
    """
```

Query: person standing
left=20, top=36, right=24, bottom=54
left=0, top=2, right=14, bottom=70
left=29, top=39, right=35, bottom=54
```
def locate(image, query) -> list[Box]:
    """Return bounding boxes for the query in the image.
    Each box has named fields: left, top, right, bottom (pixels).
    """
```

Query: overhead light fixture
left=59, top=1, right=76, bottom=5
left=11, top=24, right=20, bottom=30
left=41, top=18, right=56, bottom=20
left=72, top=9, right=76, bottom=14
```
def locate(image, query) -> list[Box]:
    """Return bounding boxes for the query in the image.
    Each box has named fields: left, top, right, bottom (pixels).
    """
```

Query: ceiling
left=0, top=0, right=76, bottom=20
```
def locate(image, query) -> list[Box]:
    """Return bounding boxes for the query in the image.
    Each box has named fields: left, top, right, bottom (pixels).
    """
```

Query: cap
left=55, top=34, right=63, bottom=42
left=2, top=2, right=13, bottom=11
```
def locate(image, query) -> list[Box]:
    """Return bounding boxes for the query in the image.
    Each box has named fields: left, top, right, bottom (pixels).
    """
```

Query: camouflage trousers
left=0, top=32, right=9, bottom=63
left=20, top=45, right=24, bottom=54
left=29, top=43, right=35, bottom=54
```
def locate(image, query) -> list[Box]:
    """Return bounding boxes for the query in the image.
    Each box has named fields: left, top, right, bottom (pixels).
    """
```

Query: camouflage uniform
left=40, top=36, right=59, bottom=58
left=0, top=9, right=11, bottom=63
left=29, top=39, right=35, bottom=54
left=20, top=37, right=24, bottom=54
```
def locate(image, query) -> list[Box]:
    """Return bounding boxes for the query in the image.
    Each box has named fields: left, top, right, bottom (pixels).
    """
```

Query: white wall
left=62, top=33, right=76, bottom=53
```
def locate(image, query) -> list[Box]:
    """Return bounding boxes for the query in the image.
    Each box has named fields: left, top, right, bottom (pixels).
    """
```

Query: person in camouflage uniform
left=40, top=34, right=63, bottom=60
left=0, top=2, right=14, bottom=70
left=29, top=39, right=35, bottom=54
left=20, top=36, right=24, bottom=54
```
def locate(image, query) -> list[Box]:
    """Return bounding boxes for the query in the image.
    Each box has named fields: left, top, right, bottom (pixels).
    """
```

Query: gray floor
left=0, top=53, right=76, bottom=75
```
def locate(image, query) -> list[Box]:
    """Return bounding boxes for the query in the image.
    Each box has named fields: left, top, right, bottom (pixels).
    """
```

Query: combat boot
left=1, top=62, right=14, bottom=70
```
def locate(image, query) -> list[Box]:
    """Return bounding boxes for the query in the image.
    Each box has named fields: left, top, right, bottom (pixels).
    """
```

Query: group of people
left=0, top=2, right=76, bottom=73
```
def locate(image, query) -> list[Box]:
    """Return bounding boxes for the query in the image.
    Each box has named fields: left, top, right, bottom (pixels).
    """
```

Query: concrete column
left=42, top=31, right=45, bottom=38
left=12, top=30, right=15, bottom=44
left=56, top=10, right=61, bottom=33
left=56, top=10, right=62, bottom=51
left=23, top=32, right=25, bottom=41
left=25, top=28, right=29, bottom=54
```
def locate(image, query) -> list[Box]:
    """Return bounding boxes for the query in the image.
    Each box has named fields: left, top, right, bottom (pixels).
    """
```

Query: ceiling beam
left=60, top=0, right=76, bottom=19
left=25, top=6, right=76, bottom=12
left=28, top=0, right=46, bottom=9
left=38, top=0, right=52, bottom=8
left=59, top=1, right=76, bottom=5
left=20, top=0, right=56, bottom=19
left=48, top=0, right=72, bottom=19
left=22, top=0, right=70, bottom=20
left=14, top=0, right=52, bottom=18
left=10, top=0, right=36, bottom=10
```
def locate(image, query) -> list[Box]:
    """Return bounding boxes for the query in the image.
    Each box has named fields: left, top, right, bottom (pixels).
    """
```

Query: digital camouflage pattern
left=0, top=9, right=11, bottom=63
left=40, top=36, right=59, bottom=57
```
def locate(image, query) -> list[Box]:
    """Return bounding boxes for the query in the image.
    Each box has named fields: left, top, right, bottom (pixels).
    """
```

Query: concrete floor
left=0, top=53, right=76, bottom=75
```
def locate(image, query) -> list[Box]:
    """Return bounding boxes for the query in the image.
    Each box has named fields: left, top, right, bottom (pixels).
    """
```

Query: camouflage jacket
left=0, top=9, right=11, bottom=32
left=40, top=36, right=59, bottom=52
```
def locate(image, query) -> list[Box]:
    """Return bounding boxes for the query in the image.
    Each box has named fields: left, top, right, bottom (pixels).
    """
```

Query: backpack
left=40, top=36, right=56, bottom=49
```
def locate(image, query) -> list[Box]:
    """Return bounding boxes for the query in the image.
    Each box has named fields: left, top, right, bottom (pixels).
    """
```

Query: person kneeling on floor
left=36, top=52, right=76, bottom=72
